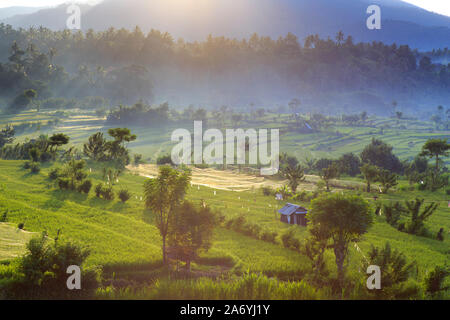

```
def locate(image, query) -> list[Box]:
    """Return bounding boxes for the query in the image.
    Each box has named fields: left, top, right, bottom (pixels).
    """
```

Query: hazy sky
left=0, top=0, right=448, bottom=16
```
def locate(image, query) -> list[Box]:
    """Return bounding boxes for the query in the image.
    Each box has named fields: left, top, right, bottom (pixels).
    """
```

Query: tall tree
left=84, top=132, right=108, bottom=161
left=420, top=138, right=449, bottom=174
left=360, top=163, right=379, bottom=193
left=168, top=201, right=217, bottom=271
left=309, top=193, right=372, bottom=287
left=144, top=166, right=191, bottom=265
left=283, top=164, right=306, bottom=193
left=320, top=163, right=339, bottom=192
left=377, top=169, right=398, bottom=194
left=405, top=198, right=439, bottom=235
left=0, top=125, right=14, bottom=148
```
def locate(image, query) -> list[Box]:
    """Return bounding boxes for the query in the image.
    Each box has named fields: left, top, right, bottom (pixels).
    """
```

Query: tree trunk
left=186, top=259, right=191, bottom=273
left=334, top=242, right=346, bottom=288
left=162, top=235, right=167, bottom=265
left=367, top=181, right=371, bottom=193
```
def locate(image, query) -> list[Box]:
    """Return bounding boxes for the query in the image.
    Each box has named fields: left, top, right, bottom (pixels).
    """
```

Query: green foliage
left=83, top=132, right=108, bottom=161
left=283, top=164, right=306, bottom=193
left=360, top=163, right=380, bottom=193
left=377, top=169, right=398, bottom=194
left=424, top=266, right=449, bottom=299
left=77, top=180, right=92, bottom=194
left=28, top=147, right=41, bottom=162
left=98, top=273, right=330, bottom=300
left=309, top=193, right=372, bottom=287
left=1, top=235, right=100, bottom=299
left=337, top=153, right=361, bottom=177
left=361, top=138, right=403, bottom=173
left=0, top=125, right=15, bottom=149
left=95, top=184, right=115, bottom=201
left=280, top=228, right=301, bottom=251
left=168, top=201, right=218, bottom=270
left=156, top=154, right=174, bottom=166
left=144, top=166, right=191, bottom=264
left=29, top=162, right=40, bottom=174
left=48, top=168, right=60, bottom=180
left=320, top=163, right=340, bottom=191
left=404, top=198, right=439, bottom=236
left=364, top=242, right=419, bottom=299
left=118, top=189, right=131, bottom=203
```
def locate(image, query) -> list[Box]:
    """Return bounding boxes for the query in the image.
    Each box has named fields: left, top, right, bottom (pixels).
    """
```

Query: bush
left=40, top=151, right=53, bottom=162
left=280, top=228, right=301, bottom=250
left=2, top=236, right=100, bottom=299
left=118, top=189, right=131, bottom=203
left=48, top=168, right=60, bottom=180
left=30, top=162, right=40, bottom=174
left=437, top=228, right=445, bottom=241
left=156, top=154, right=173, bottom=166
left=1, top=210, right=8, bottom=222
left=95, top=183, right=115, bottom=200
left=95, top=183, right=103, bottom=197
left=58, top=178, right=70, bottom=190
left=23, top=161, right=31, bottom=169
left=446, top=188, right=450, bottom=196
left=260, top=230, right=278, bottom=243
left=77, top=180, right=92, bottom=194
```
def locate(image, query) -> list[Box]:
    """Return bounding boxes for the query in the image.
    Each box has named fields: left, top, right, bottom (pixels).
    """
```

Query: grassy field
left=0, top=159, right=448, bottom=277
left=2, top=109, right=449, bottom=166
left=0, top=223, right=36, bottom=261
left=0, top=109, right=449, bottom=299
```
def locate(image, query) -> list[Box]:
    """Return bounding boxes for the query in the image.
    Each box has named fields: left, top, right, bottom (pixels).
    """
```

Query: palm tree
left=283, top=164, right=306, bottom=193
left=335, top=31, right=344, bottom=46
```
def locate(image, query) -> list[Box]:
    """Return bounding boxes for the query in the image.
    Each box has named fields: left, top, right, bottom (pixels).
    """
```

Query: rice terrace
left=0, top=0, right=449, bottom=305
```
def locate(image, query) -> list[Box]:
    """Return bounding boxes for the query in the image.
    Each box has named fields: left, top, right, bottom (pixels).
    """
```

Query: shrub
left=1, top=210, right=7, bottom=222
left=424, top=266, right=449, bottom=298
left=260, top=230, right=278, bottom=243
left=118, top=189, right=131, bottom=203
left=95, top=183, right=103, bottom=197
left=156, top=154, right=173, bottom=166
left=40, top=151, right=53, bottom=162
left=18, top=223, right=24, bottom=230
left=23, top=161, right=31, bottom=169
left=2, top=236, right=100, bottom=299
left=58, top=178, right=70, bottom=190
left=437, top=228, right=445, bottom=241
left=95, top=184, right=115, bottom=201
left=77, top=180, right=92, bottom=194
left=48, top=168, right=60, bottom=180
left=30, top=162, right=40, bottom=174
left=280, top=228, right=300, bottom=250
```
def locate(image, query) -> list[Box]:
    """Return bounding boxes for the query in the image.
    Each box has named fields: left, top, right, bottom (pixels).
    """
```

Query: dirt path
left=127, top=164, right=344, bottom=192
left=127, top=164, right=295, bottom=192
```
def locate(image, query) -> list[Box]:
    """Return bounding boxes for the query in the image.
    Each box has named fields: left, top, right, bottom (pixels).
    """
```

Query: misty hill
left=2, top=0, right=450, bottom=50
left=0, top=6, right=45, bottom=20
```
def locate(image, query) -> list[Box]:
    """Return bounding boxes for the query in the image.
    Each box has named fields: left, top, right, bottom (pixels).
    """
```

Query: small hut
left=278, top=203, right=309, bottom=226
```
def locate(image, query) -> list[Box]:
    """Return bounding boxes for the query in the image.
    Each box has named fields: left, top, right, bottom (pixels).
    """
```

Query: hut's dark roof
left=278, top=203, right=308, bottom=216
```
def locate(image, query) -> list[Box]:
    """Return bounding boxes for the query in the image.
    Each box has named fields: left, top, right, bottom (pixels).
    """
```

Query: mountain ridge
left=1, top=0, right=449, bottom=50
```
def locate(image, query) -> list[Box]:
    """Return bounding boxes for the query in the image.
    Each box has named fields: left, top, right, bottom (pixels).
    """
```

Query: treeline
left=0, top=24, right=448, bottom=112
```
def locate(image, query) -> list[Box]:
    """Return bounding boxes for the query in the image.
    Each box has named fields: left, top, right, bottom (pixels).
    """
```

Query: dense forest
left=0, top=24, right=448, bottom=115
